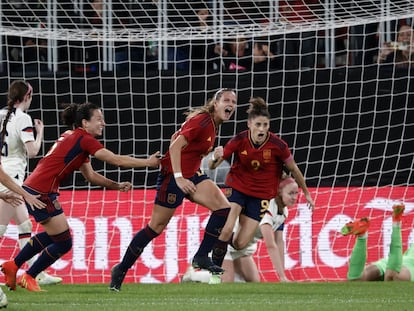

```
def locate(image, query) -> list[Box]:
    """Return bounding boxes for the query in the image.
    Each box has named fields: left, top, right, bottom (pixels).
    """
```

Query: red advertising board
left=1, top=187, right=413, bottom=283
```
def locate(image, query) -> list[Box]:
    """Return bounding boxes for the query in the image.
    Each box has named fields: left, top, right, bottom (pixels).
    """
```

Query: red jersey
left=24, top=128, right=104, bottom=193
left=223, top=130, right=292, bottom=199
left=161, top=113, right=216, bottom=178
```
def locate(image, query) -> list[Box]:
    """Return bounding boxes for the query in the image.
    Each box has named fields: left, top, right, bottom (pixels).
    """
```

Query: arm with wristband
left=169, top=134, right=196, bottom=195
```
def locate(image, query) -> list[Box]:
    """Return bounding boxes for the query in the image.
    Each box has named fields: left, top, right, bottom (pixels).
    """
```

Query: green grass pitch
left=3, top=281, right=414, bottom=311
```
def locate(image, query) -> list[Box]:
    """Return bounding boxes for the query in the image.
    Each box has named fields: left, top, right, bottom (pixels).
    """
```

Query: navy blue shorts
left=226, top=188, right=269, bottom=221
left=154, top=170, right=210, bottom=209
left=23, top=186, right=63, bottom=223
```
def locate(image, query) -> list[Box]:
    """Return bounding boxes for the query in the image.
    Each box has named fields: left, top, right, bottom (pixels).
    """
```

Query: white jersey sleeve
left=226, top=199, right=288, bottom=260
left=259, top=198, right=288, bottom=234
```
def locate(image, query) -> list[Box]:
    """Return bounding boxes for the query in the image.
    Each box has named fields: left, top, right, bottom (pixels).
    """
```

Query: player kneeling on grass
left=182, top=175, right=298, bottom=283
left=221, top=175, right=298, bottom=282
left=342, top=203, right=413, bottom=281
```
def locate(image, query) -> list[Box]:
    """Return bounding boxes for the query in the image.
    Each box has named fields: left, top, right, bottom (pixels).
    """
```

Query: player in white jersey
left=182, top=175, right=299, bottom=283
left=220, top=175, right=299, bottom=282
left=0, top=80, right=62, bottom=285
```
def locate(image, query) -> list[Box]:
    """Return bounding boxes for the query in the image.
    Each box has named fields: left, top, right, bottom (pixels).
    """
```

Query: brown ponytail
left=1, top=80, right=31, bottom=145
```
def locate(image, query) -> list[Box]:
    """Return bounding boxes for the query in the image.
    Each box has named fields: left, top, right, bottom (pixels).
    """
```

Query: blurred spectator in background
left=349, top=23, right=379, bottom=65
left=1, top=0, right=39, bottom=28
left=213, top=37, right=252, bottom=71
left=194, top=4, right=210, bottom=29
left=23, top=38, right=47, bottom=63
left=377, top=24, right=414, bottom=67
left=131, top=0, right=158, bottom=28
left=190, top=3, right=218, bottom=73
left=84, top=0, right=130, bottom=28
left=279, top=0, right=320, bottom=69
left=163, top=0, right=192, bottom=71
left=8, top=37, right=48, bottom=72
left=132, top=0, right=159, bottom=71
left=223, top=1, right=250, bottom=26
left=252, top=39, right=282, bottom=72
left=84, top=0, right=104, bottom=27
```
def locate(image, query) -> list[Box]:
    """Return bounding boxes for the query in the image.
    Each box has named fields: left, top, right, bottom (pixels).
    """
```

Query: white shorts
left=225, top=241, right=258, bottom=261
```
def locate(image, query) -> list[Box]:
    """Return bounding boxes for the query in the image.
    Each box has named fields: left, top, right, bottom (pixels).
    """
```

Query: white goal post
left=0, top=1, right=413, bottom=283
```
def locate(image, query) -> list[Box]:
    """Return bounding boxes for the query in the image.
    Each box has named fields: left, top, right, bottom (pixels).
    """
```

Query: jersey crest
left=167, top=193, right=177, bottom=205
left=263, top=149, right=272, bottom=162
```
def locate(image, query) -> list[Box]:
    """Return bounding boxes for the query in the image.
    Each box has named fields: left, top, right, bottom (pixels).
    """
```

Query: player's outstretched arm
left=79, top=162, right=133, bottom=191
left=94, top=148, right=161, bottom=168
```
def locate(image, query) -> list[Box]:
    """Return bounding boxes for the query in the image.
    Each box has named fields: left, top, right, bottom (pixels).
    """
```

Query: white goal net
left=0, top=0, right=413, bottom=283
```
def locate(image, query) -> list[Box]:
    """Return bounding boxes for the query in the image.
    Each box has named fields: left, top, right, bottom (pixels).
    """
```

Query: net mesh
left=0, top=1, right=413, bottom=283
left=1, top=1, right=414, bottom=41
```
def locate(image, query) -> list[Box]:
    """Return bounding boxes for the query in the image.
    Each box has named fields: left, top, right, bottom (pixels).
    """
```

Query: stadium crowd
left=2, top=1, right=414, bottom=73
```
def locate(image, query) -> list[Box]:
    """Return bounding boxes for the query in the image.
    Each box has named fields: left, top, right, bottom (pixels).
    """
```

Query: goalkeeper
left=341, top=203, right=414, bottom=281
left=1, top=102, right=161, bottom=292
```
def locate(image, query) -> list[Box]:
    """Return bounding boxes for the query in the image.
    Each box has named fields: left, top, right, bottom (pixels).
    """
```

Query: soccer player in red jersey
left=208, top=97, right=315, bottom=267
left=0, top=102, right=161, bottom=292
left=109, top=88, right=237, bottom=291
